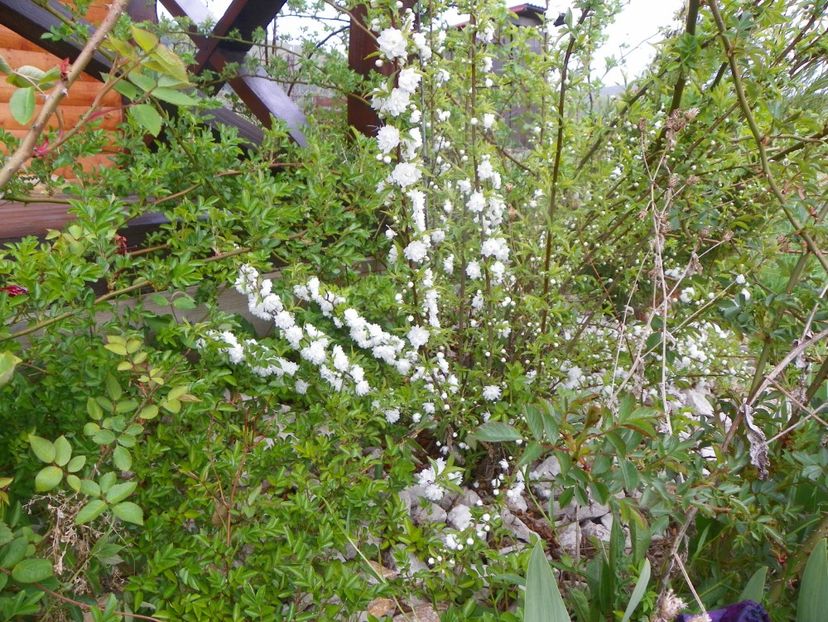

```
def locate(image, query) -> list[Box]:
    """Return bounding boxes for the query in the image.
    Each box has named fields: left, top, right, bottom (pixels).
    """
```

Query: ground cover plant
left=0, top=0, right=826, bottom=620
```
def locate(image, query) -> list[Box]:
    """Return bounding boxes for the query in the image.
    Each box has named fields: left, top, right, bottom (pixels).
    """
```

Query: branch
left=708, top=0, right=828, bottom=274
left=0, top=0, right=130, bottom=190
left=539, top=7, right=591, bottom=335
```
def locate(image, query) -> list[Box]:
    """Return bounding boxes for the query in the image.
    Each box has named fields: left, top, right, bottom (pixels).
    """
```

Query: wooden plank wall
left=0, top=1, right=122, bottom=178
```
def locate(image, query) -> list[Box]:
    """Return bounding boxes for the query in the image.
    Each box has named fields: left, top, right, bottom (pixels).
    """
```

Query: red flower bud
left=0, top=285, right=28, bottom=297
left=114, top=234, right=128, bottom=255
left=59, top=57, right=71, bottom=81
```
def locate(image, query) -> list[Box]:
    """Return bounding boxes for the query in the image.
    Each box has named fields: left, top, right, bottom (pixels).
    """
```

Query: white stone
left=412, top=502, right=447, bottom=525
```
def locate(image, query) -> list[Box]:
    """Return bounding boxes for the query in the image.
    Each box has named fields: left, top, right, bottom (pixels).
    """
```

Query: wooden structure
left=0, top=0, right=407, bottom=242
left=0, top=2, right=123, bottom=177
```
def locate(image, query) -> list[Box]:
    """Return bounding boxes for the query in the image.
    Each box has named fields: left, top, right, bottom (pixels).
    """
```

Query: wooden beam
left=347, top=5, right=380, bottom=136
left=0, top=197, right=167, bottom=248
left=194, top=0, right=287, bottom=72
left=158, top=0, right=306, bottom=145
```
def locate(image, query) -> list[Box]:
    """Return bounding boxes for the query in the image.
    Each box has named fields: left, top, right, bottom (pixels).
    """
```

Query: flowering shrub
left=1, top=0, right=827, bottom=620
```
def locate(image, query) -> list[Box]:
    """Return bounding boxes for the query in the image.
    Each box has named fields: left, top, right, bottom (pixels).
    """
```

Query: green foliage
left=0, top=0, right=826, bottom=619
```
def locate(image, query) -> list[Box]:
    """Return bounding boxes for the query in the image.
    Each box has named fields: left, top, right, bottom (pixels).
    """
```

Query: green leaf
left=739, top=566, right=767, bottom=603
left=151, top=87, right=198, bottom=106
left=66, top=455, right=86, bottom=473
left=139, top=405, right=159, bottom=420
left=99, top=472, right=117, bottom=493
left=11, top=559, right=53, bottom=583
left=105, top=375, right=122, bottom=401
left=28, top=435, right=55, bottom=463
left=105, top=481, right=137, bottom=504
left=470, top=421, right=522, bottom=443
left=0, top=536, right=27, bottom=569
left=79, top=479, right=101, bottom=497
left=0, top=54, right=11, bottom=74
left=112, top=502, right=143, bottom=525
left=127, top=70, right=157, bottom=92
left=168, top=385, right=189, bottom=400
left=130, top=104, right=162, bottom=137
left=75, top=499, right=107, bottom=525
left=35, top=466, right=63, bottom=492
left=621, top=559, right=650, bottom=622
left=113, top=446, right=132, bottom=471
left=53, top=436, right=72, bottom=467
left=0, top=522, right=12, bottom=546
left=87, top=397, right=103, bottom=420
left=525, top=540, right=570, bottom=622
left=162, top=398, right=181, bottom=414
left=92, top=429, right=116, bottom=445
left=10, top=87, right=35, bottom=125
left=0, top=351, right=22, bottom=387
left=797, top=538, right=828, bottom=622
left=524, top=405, right=544, bottom=441
left=131, top=25, right=159, bottom=52
left=104, top=342, right=128, bottom=356
left=66, top=474, right=81, bottom=492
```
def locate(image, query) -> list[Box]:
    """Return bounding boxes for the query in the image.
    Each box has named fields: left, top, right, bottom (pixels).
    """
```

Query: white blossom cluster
left=215, top=265, right=371, bottom=395
left=416, top=457, right=461, bottom=501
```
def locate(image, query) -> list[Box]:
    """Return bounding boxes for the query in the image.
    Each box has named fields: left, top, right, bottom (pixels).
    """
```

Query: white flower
left=411, top=31, right=432, bottom=61
left=680, top=287, right=695, bottom=303
left=295, top=379, right=309, bottom=394
left=300, top=339, right=327, bottom=365
left=482, top=385, right=501, bottom=401
left=564, top=366, right=583, bottom=389
left=397, top=67, right=421, bottom=93
left=404, top=239, right=429, bottom=263
left=355, top=380, right=370, bottom=396
left=466, top=261, right=482, bottom=279
left=443, top=254, right=454, bottom=273
left=376, top=88, right=411, bottom=117
left=735, top=274, right=746, bottom=285
left=377, top=125, right=400, bottom=153
left=384, top=408, right=401, bottom=423
left=377, top=28, right=407, bottom=60
left=481, top=237, right=510, bottom=262
left=483, top=112, right=495, bottom=129
left=467, top=191, right=486, bottom=213
left=477, top=158, right=495, bottom=181
left=390, top=162, right=422, bottom=188
left=407, top=325, right=430, bottom=349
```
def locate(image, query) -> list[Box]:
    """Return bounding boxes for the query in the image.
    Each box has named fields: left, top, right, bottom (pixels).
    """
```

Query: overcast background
left=175, top=0, right=686, bottom=85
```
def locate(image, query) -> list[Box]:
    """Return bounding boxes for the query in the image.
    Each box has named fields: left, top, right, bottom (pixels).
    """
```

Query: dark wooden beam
left=158, top=0, right=306, bottom=145
left=347, top=5, right=380, bottom=136
left=195, top=0, right=287, bottom=71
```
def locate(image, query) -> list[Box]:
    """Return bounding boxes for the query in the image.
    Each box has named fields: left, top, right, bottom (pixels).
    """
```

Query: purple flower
left=677, top=600, right=769, bottom=622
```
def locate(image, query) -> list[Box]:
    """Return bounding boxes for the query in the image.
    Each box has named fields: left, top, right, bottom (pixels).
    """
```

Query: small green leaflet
left=10, top=87, right=35, bottom=125
left=130, top=104, right=162, bottom=136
